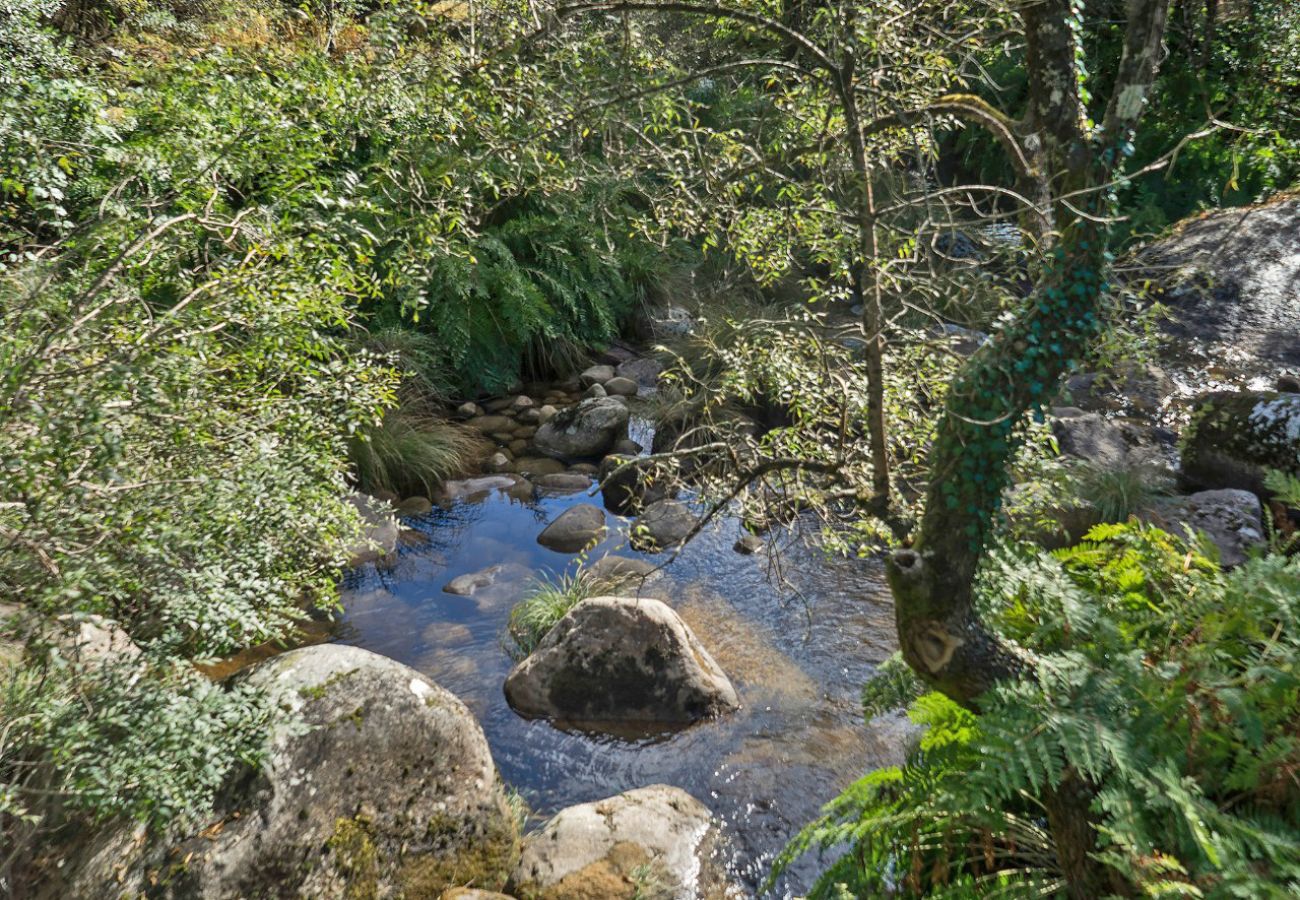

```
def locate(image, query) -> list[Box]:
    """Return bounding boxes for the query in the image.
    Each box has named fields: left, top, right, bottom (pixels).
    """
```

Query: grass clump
left=1073, top=461, right=1174, bottom=524
left=349, top=411, right=485, bottom=499
left=504, top=570, right=598, bottom=659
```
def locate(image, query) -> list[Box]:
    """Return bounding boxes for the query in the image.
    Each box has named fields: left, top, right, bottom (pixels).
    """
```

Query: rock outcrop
left=508, top=785, right=735, bottom=900
left=1181, top=391, right=1300, bottom=494
left=503, top=597, right=738, bottom=730
left=66, top=645, right=518, bottom=899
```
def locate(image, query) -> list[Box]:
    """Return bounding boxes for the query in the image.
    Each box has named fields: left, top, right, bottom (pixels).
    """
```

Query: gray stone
left=512, top=456, right=568, bottom=477
left=536, top=405, right=559, bottom=426
left=51, top=614, right=142, bottom=669
left=508, top=786, right=732, bottom=900
left=467, top=415, right=516, bottom=434
left=441, top=476, right=517, bottom=503
left=533, top=398, right=630, bottom=461
left=1182, top=391, right=1300, bottom=494
left=345, top=493, right=399, bottom=566
left=444, top=565, right=506, bottom=596
left=456, top=401, right=484, bottom=419
left=632, top=499, right=697, bottom=552
left=734, top=534, right=764, bottom=555
left=586, top=555, right=657, bottom=589
left=616, top=357, right=664, bottom=388
left=537, top=504, right=607, bottom=553
left=395, top=495, right=433, bottom=517
left=516, top=407, right=541, bottom=425
left=1139, top=489, right=1266, bottom=568
left=579, top=365, right=616, bottom=388
left=485, top=452, right=512, bottom=473
left=583, top=382, right=607, bottom=399
left=503, top=596, right=738, bottom=728
left=67, top=645, right=517, bottom=899
left=613, top=438, right=643, bottom=456
left=599, top=454, right=672, bottom=515
left=649, top=306, right=695, bottom=337
left=535, top=473, right=593, bottom=495
left=603, top=376, right=638, bottom=397
left=1051, top=413, right=1132, bottom=467
left=510, top=395, right=535, bottom=411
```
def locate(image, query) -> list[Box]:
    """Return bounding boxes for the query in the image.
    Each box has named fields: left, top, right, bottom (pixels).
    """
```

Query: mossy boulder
left=66, top=645, right=519, bottom=899
left=1181, top=391, right=1300, bottom=494
left=508, top=785, right=735, bottom=900
left=502, top=597, right=738, bottom=734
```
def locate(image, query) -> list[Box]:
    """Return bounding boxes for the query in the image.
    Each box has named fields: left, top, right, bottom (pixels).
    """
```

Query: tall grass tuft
left=1073, top=461, right=1174, bottom=524
left=504, top=569, right=598, bottom=659
left=348, top=410, right=484, bottom=498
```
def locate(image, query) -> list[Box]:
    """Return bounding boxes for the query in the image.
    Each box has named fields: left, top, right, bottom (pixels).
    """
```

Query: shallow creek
left=336, top=458, right=910, bottom=896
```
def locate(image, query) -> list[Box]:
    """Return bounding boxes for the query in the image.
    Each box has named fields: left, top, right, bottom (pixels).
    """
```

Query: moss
left=298, top=667, right=359, bottom=701
left=326, top=816, right=379, bottom=900
left=396, top=802, right=520, bottom=899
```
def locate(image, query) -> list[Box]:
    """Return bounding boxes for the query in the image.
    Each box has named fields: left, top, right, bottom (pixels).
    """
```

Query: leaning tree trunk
left=885, top=0, right=1171, bottom=894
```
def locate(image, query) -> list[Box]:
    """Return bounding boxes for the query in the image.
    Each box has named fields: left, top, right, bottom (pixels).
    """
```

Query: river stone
left=613, top=438, right=643, bottom=456
left=603, top=376, right=639, bottom=397
left=345, top=493, right=399, bottom=566
left=536, top=405, right=559, bottom=425
left=503, top=596, right=739, bottom=728
left=508, top=785, right=731, bottom=900
left=516, top=407, right=541, bottom=425
left=586, top=555, right=657, bottom=589
left=537, top=504, right=607, bottom=553
left=599, top=454, right=672, bottom=516
left=486, top=452, right=512, bottom=473
left=456, top=401, right=484, bottom=419
left=441, top=476, right=517, bottom=503
left=1138, top=489, right=1265, bottom=568
left=1182, top=391, right=1300, bottom=494
left=467, top=415, right=516, bottom=434
left=583, top=382, right=607, bottom=399
left=445, top=565, right=506, bottom=596
left=631, top=499, right=697, bottom=552
left=533, top=398, right=630, bottom=461
left=396, top=495, right=433, bottom=517
left=67, top=645, right=517, bottom=899
left=616, top=357, right=663, bottom=388
left=579, top=365, right=616, bottom=388
left=512, top=457, right=568, bottom=477
left=1051, top=412, right=1133, bottom=467
left=535, top=473, right=593, bottom=495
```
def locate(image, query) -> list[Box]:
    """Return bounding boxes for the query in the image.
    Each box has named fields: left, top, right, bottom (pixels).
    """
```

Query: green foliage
left=504, top=569, right=598, bottom=659
left=348, top=410, right=483, bottom=498
left=781, top=524, right=1300, bottom=897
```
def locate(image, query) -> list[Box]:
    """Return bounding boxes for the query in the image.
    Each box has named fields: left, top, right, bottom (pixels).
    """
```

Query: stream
left=334, top=428, right=912, bottom=896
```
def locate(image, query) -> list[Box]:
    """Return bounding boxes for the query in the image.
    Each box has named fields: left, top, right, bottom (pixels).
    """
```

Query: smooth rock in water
left=616, top=357, right=663, bottom=388
left=467, top=415, right=516, bottom=434
left=603, top=376, right=638, bottom=397
left=535, top=473, right=593, bottom=495
left=485, top=452, right=512, bottom=473
left=613, top=438, right=643, bottom=456
left=579, top=365, right=616, bottom=388
left=512, top=456, right=568, bottom=477
left=537, top=504, right=607, bottom=553
left=536, top=404, right=558, bottom=426
left=503, top=596, right=739, bottom=728
left=1139, top=489, right=1265, bottom=568
left=1182, top=391, right=1300, bottom=494
left=456, top=401, right=484, bottom=419
left=599, top=454, right=672, bottom=516
left=583, top=382, right=607, bottom=399
left=68, top=645, right=517, bottom=899
left=734, top=533, right=764, bottom=555
left=508, top=785, right=732, bottom=900
left=586, top=555, right=656, bottom=588
left=632, top=499, right=697, bottom=552
left=441, top=475, right=517, bottom=503
left=444, top=565, right=506, bottom=596
left=345, top=492, right=399, bottom=565
left=533, top=398, right=630, bottom=461
left=396, top=495, right=433, bottom=517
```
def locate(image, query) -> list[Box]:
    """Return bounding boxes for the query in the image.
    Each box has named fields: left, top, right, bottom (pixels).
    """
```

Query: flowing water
left=335, top=460, right=910, bottom=896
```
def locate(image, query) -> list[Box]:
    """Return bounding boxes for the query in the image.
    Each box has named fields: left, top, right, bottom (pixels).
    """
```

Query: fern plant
left=778, top=523, right=1300, bottom=898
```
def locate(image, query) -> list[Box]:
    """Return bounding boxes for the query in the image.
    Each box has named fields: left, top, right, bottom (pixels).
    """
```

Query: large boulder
left=537, top=504, right=607, bottom=553
left=503, top=597, right=739, bottom=730
left=508, top=785, right=734, bottom=900
left=533, top=398, right=630, bottom=461
left=1050, top=411, right=1163, bottom=468
left=67, top=645, right=518, bottom=899
left=1181, top=391, right=1300, bottom=494
left=1138, top=489, right=1266, bottom=568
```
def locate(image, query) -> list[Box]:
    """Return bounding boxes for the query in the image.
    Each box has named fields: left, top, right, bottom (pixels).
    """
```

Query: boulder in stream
left=508, top=785, right=734, bottom=900
left=503, top=596, right=739, bottom=729
left=533, top=398, right=630, bottom=461
left=631, top=499, right=697, bottom=551
left=537, top=504, right=607, bottom=553
left=65, top=645, right=518, bottom=899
